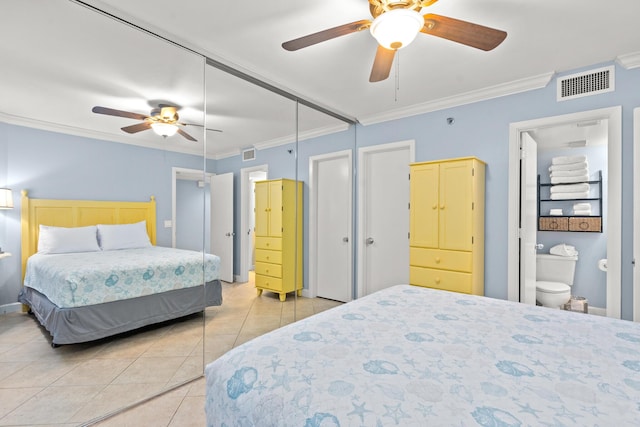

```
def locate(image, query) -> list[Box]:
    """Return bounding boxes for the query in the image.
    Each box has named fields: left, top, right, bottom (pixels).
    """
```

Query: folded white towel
left=549, top=209, right=563, bottom=216
left=550, top=175, right=589, bottom=184
left=552, top=155, right=587, bottom=165
left=550, top=183, right=590, bottom=193
left=573, top=210, right=592, bottom=216
left=551, top=191, right=590, bottom=200
left=550, top=244, right=579, bottom=257
left=549, top=162, right=588, bottom=172
left=573, top=203, right=591, bottom=210
left=550, top=168, right=589, bottom=177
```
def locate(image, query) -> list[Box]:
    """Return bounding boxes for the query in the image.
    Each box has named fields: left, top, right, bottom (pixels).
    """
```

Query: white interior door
left=314, top=153, right=352, bottom=302
left=358, top=141, right=413, bottom=297
left=211, top=172, right=234, bottom=283
left=520, top=132, right=538, bottom=305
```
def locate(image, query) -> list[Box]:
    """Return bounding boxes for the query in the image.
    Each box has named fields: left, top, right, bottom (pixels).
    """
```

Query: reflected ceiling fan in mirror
left=282, top=0, right=507, bottom=82
left=92, top=105, right=221, bottom=141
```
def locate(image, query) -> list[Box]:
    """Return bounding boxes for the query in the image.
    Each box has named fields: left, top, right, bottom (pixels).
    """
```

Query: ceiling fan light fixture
left=370, top=8, right=424, bottom=50
left=151, top=122, right=179, bottom=137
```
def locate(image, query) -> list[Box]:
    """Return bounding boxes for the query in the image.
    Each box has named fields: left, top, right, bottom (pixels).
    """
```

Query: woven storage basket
left=569, top=217, right=602, bottom=232
left=539, top=217, right=568, bottom=231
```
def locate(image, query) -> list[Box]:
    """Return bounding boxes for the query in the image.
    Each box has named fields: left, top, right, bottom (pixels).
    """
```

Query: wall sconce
left=0, top=188, right=13, bottom=209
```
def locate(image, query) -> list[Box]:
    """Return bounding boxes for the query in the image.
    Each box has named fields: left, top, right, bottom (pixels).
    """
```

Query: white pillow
left=98, top=221, right=152, bottom=251
left=37, top=225, right=100, bottom=254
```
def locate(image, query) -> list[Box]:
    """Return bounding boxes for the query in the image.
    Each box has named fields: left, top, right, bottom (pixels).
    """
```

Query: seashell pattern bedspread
left=205, top=285, right=640, bottom=426
left=24, top=246, right=219, bottom=308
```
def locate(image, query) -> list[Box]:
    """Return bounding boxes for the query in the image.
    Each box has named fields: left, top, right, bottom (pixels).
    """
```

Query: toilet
left=536, top=254, right=578, bottom=308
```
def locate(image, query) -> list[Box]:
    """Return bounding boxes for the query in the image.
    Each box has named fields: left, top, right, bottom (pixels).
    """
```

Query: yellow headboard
left=20, top=190, right=157, bottom=279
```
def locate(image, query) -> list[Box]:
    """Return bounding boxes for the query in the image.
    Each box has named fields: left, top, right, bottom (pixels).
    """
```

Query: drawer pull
left=266, top=256, right=270, bottom=260
left=435, top=257, right=441, bottom=264
left=266, top=269, right=269, bottom=273
left=266, top=243, right=270, bottom=247
left=435, top=277, right=441, bottom=284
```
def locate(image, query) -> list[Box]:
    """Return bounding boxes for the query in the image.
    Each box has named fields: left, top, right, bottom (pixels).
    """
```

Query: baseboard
left=0, top=302, right=22, bottom=315
left=588, top=306, right=606, bottom=316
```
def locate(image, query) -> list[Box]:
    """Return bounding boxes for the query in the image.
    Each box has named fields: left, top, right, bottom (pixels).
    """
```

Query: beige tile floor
left=0, top=274, right=342, bottom=426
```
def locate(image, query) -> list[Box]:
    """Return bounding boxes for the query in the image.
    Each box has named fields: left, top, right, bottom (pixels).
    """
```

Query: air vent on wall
left=557, top=65, right=614, bottom=101
left=242, top=147, right=256, bottom=161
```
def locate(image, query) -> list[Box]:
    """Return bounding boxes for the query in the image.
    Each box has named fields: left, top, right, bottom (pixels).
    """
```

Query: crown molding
left=215, top=122, right=350, bottom=160
left=0, top=112, right=206, bottom=158
left=358, top=72, right=555, bottom=126
left=616, top=51, right=640, bottom=69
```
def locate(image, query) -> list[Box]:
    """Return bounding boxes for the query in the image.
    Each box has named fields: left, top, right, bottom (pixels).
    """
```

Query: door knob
left=535, top=243, right=544, bottom=250
left=343, top=237, right=349, bottom=243
left=366, top=237, right=374, bottom=245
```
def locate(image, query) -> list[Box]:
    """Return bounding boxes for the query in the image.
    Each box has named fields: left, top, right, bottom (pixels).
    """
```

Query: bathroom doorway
left=508, top=107, right=622, bottom=318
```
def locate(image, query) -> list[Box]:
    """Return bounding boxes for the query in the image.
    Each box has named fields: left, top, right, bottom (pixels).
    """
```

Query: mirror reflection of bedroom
left=0, top=1, right=348, bottom=424
left=0, top=1, right=218, bottom=424
left=3, top=1, right=640, bottom=426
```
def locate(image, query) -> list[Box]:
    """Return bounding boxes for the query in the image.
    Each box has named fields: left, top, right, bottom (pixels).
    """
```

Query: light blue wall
left=537, top=146, right=608, bottom=307
left=219, top=59, right=640, bottom=320
left=176, top=179, right=210, bottom=252
left=3, top=59, right=639, bottom=319
left=0, top=123, right=206, bottom=306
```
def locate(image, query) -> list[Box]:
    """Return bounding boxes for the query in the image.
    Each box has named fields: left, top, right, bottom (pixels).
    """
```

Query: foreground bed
left=205, top=285, right=640, bottom=426
left=18, top=191, right=222, bottom=346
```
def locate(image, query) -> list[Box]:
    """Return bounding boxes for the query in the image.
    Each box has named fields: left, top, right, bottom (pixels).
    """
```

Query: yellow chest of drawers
left=409, top=157, right=485, bottom=295
left=254, top=179, right=303, bottom=301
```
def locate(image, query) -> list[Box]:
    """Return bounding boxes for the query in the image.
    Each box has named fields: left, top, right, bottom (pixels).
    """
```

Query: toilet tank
left=536, top=254, right=578, bottom=286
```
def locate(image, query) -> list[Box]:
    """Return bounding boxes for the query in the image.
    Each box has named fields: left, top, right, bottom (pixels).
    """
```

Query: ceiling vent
left=557, top=65, right=614, bottom=101
left=242, top=148, right=256, bottom=162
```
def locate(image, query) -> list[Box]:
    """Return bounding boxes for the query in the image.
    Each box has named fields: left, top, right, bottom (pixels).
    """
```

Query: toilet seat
left=536, top=280, right=570, bottom=294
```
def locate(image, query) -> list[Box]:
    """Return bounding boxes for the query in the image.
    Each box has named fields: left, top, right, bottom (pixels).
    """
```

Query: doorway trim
left=507, top=106, right=622, bottom=318
left=308, top=149, right=353, bottom=299
left=633, top=108, right=640, bottom=322
left=357, top=139, right=415, bottom=299
left=238, top=164, right=268, bottom=283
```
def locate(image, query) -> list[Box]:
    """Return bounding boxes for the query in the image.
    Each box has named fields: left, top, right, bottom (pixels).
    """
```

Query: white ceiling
left=1, top=0, right=639, bottom=158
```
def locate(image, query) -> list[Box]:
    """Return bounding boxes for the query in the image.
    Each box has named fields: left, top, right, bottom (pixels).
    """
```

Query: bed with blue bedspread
left=19, top=247, right=222, bottom=345
left=205, top=284, right=640, bottom=426
left=18, top=192, right=222, bottom=346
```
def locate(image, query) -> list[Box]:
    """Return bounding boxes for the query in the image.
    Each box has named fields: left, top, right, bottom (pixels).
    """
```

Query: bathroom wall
left=537, top=145, right=608, bottom=308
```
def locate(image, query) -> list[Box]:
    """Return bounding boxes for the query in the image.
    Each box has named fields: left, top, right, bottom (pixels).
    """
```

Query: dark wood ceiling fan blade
left=369, top=45, right=396, bottom=82
left=421, top=14, right=507, bottom=51
left=177, top=128, right=197, bottom=142
left=92, top=106, right=149, bottom=121
left=121, top=122, right=151, bottom=134
left=282, top=19, right=371, bottom=51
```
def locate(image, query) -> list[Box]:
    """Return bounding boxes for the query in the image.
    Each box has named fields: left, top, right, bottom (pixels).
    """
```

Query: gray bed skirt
left=18, top=280, right=222, bottom=345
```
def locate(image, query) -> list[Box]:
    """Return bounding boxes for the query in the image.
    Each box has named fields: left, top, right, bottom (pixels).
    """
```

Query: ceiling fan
left=282, top=0, right=507, bottom=82
left=92, top=105, right=217, bottom=141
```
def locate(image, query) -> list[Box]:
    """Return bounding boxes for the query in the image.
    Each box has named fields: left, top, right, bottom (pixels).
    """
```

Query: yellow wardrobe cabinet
left=409, top=157, right=485, bottom=295
left=254, top=179, right=303, bottom=302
